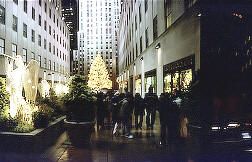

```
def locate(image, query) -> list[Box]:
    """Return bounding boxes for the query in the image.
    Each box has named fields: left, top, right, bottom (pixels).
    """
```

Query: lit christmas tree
left=88, top=54, right=112, bottom=91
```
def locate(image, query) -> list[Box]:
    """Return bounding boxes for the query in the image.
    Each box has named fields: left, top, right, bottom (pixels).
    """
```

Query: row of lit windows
left=9, top=15, right=69, bottom=52
left=123, top=0, right=195, bottom=68
left=0, top=38, right=66, bottom=74
left=11, top=0, right=68, bottom=38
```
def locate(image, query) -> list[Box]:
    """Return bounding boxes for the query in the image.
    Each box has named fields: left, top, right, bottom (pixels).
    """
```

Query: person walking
left=112, top=93, right=125, bottom=136
left=167, top=92, right=181, bottom=145
left=134, top=93, right=144, bottom=130
left=119, top=93, right=133, bottom=138
left=158, top=93, right=169, bottom=146
left=144, top=85, right=158, bottom=130
left=96, top=92, right=105, bottom=131
left=111, top=92, right=120, bottom=125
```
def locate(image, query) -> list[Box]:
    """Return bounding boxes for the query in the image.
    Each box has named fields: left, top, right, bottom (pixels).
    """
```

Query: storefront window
left=172, top=72, right=180, bottom=92
left=163, top=55, right=194, bottom=93
left=145, top=76, right=156, bottom=93
left=180, top=69, right=192, bottom=91
left=164, top=74, right=172, bottom=93
left=135, top=78, right=141, bottom=94
left=164, top=70, right=192, bottom=93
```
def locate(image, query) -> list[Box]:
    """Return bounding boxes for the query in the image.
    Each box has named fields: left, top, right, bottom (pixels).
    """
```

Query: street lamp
left=155, top=43, right=161, bottom=49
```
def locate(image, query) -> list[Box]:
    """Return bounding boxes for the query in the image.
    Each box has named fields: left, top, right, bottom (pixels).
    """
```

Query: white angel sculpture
left=38, top=79, right=50, bottom=98
left=6, top=55, right=39, bottom=118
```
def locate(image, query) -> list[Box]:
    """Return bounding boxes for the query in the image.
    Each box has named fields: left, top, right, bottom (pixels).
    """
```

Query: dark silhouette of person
left=167, top=93, right=180, bottom=144
left=96, top=92, right=105, bottom=130
left=134, top=93, right=144, bottom=130
left=144, top=85, right=158, bottom=130
left=119, top=93, right=132, bottom=136
left=158, top=92, right=169, bottom=145
left=111, top=92, right=120, bottom=125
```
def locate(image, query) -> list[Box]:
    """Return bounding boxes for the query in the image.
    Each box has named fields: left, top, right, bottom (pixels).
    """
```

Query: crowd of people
left=95, top=85, right=188, bottom=145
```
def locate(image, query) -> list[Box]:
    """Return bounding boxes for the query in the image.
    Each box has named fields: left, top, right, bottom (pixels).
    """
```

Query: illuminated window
left=0, top=38, right=4, bottom=54
left=12, top=43, right=17, bottom=57
left=153, top=16, right=158, bottom=40
left=12, top=15, right=17, bottom=31
left=38, top=34, right=41, bottom=46
left=38, top=55, right=41, bottom=67
left=32, top=7, right=35, bottom=20
left=23, top=23, right=27, bottom=38
left=32, top=52, right=35, bottom=60
left=39, top=15, right=41, bottom=26
left=0, top=5, right=5, bottom=24
left=22, top=48, right=27, bottom=64
left=24, top=0, right=27, bottom=13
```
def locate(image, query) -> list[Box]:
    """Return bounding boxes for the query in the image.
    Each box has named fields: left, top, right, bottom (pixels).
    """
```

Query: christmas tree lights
left=88, top=54, right=112, bottom=91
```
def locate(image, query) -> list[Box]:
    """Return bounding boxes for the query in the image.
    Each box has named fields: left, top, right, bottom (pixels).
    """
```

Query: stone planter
left=64, top=119, right=95, bottom=147
left=0, top=116, right=65, bottom=153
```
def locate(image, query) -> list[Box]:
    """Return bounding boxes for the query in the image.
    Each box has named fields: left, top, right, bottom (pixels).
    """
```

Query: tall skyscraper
left=61, top=0, right=78, bottom=75
left=77, top=0, right=121, bottom=89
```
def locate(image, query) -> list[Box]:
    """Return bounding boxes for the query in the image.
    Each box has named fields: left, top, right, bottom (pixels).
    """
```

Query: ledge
left=0, top=116, right=66, bottom=153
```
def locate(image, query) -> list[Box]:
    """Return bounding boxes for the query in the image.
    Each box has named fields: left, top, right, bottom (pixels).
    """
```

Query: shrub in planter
left=0, top=117, right=18, bottom=131
left=33, top=111, right=49, bottom=128
left=62, top=75, right=96, bottom=122
left=62, top=75, right=96, bottom=147
left=36, top=88, right=64, bottom=119
left=13, top=121, right=34, bottom=133
left=33, top=104, right=54, bottom=128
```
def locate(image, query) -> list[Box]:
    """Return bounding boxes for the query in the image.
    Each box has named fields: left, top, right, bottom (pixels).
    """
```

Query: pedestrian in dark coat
left=134, top=93, right=144, bottom=130
left=119, top=94, right=132, bottom=136
left=158, top=93, right=168, bottom=145
left=96, top=92, right=105, bottom=130
left=167, top=93, right=180, bottom=143
left=144, top=85, right=158, bottom=129
left=111, top=92, right=120, bottom=125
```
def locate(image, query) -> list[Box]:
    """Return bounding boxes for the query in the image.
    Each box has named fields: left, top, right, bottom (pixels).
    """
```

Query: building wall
left=77, top=0, right=121, bottom=89
left=0, top=0, right=70, bottom=82
left=118, top=0, right=200, bottom=96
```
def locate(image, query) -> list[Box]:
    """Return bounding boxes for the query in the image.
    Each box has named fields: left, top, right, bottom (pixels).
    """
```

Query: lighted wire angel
left=38, top=79, right=50, bottom=98
left=23, top=59, right=40, bottom=102
left=6, top=55, right=39, bottom=118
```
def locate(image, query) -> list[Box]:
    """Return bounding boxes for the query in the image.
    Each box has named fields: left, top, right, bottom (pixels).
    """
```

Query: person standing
left=144, top=85, right=158, bottom=130
left=134, top=93, right=144, bottom=130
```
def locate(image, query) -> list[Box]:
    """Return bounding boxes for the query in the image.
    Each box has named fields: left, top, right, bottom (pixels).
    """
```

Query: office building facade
left=118, top=0, right=252, bottom=99
left=118, top=0, right=199, bottom=96
left=0, top=0, right=70, bottom=82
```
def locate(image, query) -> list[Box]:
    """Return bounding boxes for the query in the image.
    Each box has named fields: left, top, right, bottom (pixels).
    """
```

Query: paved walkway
left=0, top=123, right=192, bottom=162
left=1, top=121, right=252, bottom=161
left=56, top=129, right=182, bottom=162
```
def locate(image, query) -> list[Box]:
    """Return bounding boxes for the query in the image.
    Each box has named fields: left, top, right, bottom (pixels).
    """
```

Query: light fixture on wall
left=140, top=57, right=143, bottom=61
left=155, top=43, right=160, bottom=49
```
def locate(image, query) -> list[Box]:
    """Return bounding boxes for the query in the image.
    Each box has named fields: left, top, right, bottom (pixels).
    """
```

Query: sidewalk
left=1, top=121, right=251, bottom=161
left=56, top=128, right=187, bottom=162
